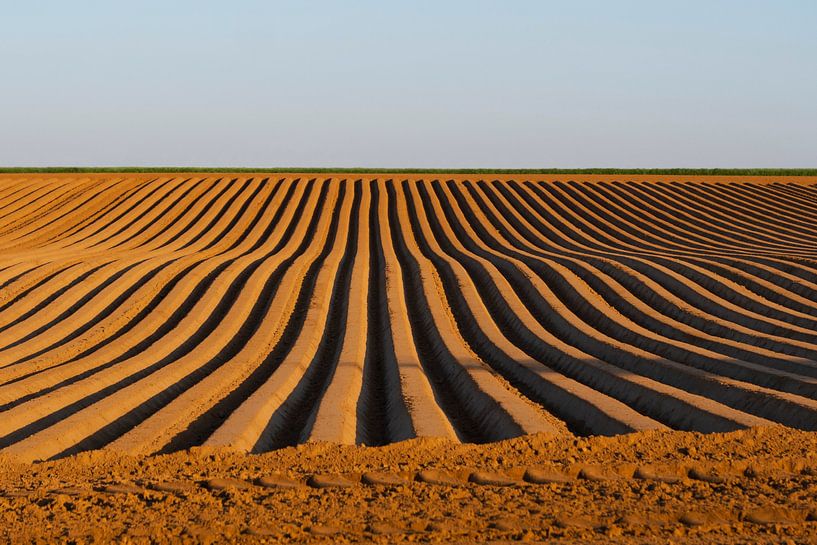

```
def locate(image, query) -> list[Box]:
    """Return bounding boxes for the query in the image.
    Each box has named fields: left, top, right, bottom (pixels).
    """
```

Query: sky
left=1, top=1, right=815, bottom=168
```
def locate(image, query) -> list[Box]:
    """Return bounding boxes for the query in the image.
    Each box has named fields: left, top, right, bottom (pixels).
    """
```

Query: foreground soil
left=1, top=427, right=816, bottom=544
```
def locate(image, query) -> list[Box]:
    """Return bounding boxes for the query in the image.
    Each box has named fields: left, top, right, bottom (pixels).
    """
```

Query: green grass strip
left=0, top=167, right=816, bottom=176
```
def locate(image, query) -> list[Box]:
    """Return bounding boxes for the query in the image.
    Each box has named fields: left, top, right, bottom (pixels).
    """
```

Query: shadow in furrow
left=45, top=179, right=152, bottom=243
left=45, top=180, right=329, bottom=457
left=87, top=178, right=205, bottom=249
left=356, top=181, right=413, bottom=445
left=433, top=182, right=632, bottom=435
left=453, top=182, right=817, bottom=426
left=198, top=179, right=268, bottom=252
left=108, top=178, right=221, bottom=250
left=8, top=179, right=136, bottom=246
left=418, top=182, right=739, bottom=433
left=2, top=264, right=167, bottom=369
left=0, top=180, right=318, bottom=451
left=255, top=181, right=362, bottom=449
left=0, top=185, right=95, bottom=240
left=501, top=181, right=817, bottom=359
left=71, top=179, right=187, bottom=247
left=162, top=181, right=348, bottom=453
left=0, top=180, right=289, bottom=389
left=0, top=264, right=81, bottom=315
left=388, top=180, right=520, bottom=443
left=136, top=178, right=245, bottom=251
left=2, top=180, right=269, bottom=368
left=458, top=182, right=817, bottom=391
left=0, top=263, right=115, bottom=340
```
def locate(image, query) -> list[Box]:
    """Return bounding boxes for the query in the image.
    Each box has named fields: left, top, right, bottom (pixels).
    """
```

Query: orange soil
left=2, top=427, right=817, bottom=543
left=0, top=174, right=816, bottom=543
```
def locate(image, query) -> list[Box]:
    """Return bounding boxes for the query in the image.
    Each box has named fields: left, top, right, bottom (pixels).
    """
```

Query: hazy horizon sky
left=2, top=1, right=815, bottom=168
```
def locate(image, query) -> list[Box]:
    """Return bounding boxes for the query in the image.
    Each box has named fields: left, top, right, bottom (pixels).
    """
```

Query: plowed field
left=1, top=173, right=817, bottom=543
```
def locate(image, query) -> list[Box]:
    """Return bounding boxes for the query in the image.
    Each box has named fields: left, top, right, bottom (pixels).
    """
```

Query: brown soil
left=1, top=174, right=817, bottom=543
left=1, top=427, right=817, bottom=543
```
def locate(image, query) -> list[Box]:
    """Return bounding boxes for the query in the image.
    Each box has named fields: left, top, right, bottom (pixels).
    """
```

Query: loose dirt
left=0, top=427, right=816, bottom=543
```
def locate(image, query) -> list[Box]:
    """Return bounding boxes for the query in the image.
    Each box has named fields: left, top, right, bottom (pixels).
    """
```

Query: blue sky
left=1, top=1, right=815, bottom=167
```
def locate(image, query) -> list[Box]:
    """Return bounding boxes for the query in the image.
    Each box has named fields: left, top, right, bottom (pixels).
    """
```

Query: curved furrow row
left=768, top=183, right=817, bottom=207
left=0, top=179, right=319, bottom=459
left=423, top=181, right=799, bottom=430
left=0, top=179, right=249, bottom=354
left=0, top=175, right=815, bottom=461
left=501, top=182, right=817, bottom=349
left=0, top=179, right=292, bottom=418
left=601, top=181, right=817, bottom=250
left=0, top=179, right=275, bottom=372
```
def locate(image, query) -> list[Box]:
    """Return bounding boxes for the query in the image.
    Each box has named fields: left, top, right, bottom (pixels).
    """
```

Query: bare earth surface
left=1, top=173, right=817, bottom=542
left=2, top=427, right=817, bottom=543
